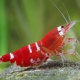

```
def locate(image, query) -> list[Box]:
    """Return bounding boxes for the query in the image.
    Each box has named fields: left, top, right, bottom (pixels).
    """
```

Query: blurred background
left=0, top=0, right=80, bottom=72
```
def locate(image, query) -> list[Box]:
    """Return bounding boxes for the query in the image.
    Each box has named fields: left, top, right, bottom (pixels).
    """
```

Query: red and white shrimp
left=0, top=21, right=80, bottom=67
left=0, top=2, right=80, bottom=67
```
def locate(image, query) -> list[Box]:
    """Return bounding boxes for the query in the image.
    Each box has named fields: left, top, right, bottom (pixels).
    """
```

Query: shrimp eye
left=61, top=25, right=64, bottom=28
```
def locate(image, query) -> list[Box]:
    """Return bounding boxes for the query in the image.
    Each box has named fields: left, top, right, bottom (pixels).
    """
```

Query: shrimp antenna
left=74, top=20, right=80, bottom=23
left=62, top=3, right=71, bottom=22
left=50, top=0, right=68, bottom=24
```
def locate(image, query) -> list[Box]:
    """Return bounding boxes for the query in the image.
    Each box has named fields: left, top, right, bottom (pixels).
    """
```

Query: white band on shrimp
left=59, top=31, right=64, bottom=36
left=28, top=44, right=32, bottom=53
left=10, top=53, right=14, bottom=60
left=35, top=42, right=40, bottom=51
left=58, top=26, right=61, bottom=32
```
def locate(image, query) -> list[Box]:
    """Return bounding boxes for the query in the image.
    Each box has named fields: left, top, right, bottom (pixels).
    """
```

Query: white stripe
left=59, top=31, right=64, bottom=36
left=10, top=53, right=14, bottom=60
left=57, top=26, right=61, bottom=32
left=35, top=42, right=40, bottom=51
left=0, top=56, right=2, bottom=58
left=28, top=45, right=32, bottom=53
